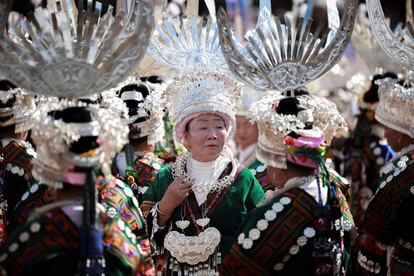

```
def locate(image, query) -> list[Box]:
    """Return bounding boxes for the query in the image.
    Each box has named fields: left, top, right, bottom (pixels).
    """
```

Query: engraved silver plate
left=352, top=4, right=403, bottom=74
left=217, top=0, right=358, bottom=91
left=0, top=0, right=154, bottom=98
left=366, top=0, right=414, bottom=72
left=148, top=0, right=232, bottom=74
left=164, top=227, right=221, bottom=265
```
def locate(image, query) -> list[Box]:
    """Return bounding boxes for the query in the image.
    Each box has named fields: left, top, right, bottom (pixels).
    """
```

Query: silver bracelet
left=155, top=202, right=172, bottom=217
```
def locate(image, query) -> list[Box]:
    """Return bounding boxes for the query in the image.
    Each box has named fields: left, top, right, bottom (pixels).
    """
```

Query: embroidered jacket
left=358, top=148, right=414, bottom=276
left=0, top=206, right=154, bottom=275
left=12, top=175, right=149, bottom=236
left=0, top=140, right=36, bottom=244
left=112, top=152, right=165, bottom=204
left=9, top=175, right=154, bottom=275
left=248, top=159, right=272, bottom=191
left=222, top=176, right=354, bottom=275
left=141, top=164, right=264, bottom=274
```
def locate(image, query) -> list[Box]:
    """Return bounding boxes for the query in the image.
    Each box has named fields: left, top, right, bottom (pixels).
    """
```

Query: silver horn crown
left=147, top=0, right=231, bottom=74
left=0, top=0, right=154, bottom=98
left=366, top=0, right=414, bottom=72
left=217, top=0, right=359, bottom=92
left=352, top=4, right=403, bottom=74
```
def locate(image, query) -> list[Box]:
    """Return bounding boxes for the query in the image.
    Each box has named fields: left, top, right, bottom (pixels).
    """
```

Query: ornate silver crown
left=0, top=0, right=153, bottom=98
left=0, top=82, right=36, bottom=133
left=147, top=0, right=231, bottom=74
left=366, top=0, right=414, bottom=72
left=165, top=72, right=241, bottom=141
left=111, top=74, right=166, bottom=144
left=375, top=78, right=414, bottom=138
left=366, top=0, right=414, bottom=137
left=217, top=0, right=358, bottom=92
left=352, top=4, right=403, bottom=74
left=251, top=93, right=347, bottom=168
left=31, top=99, right=129, bottom=188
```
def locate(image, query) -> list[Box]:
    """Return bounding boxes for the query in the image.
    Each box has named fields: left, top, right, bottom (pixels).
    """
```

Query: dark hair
left=397, top=79, right=412, bottom=88
left=130, top=136, right=149, bottom=147
left=78, top=94, right=102, bottom=105
left=119, top=84, right=150, bottom=98
left=0, top=80, right=17, bottom=108
left=0, top=125, right=17, bottom=138
left=0, top=80, right=18, bottom=134
left=363, top=72, right=398, bottom=104
left=275, top=97, right=313, bottom=137
left=293, top=87, right=311, bottom=97
left=141, top=75, right=163, bottom=84
left=283, top=87, right=311, bottom=97
left=120, top=84, right=151, bottom=123
left=51, top=107, right=99, bottom=154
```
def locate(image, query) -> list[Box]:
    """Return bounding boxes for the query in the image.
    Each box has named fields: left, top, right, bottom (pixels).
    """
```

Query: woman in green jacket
left=141, top=72, right=265, bottom=275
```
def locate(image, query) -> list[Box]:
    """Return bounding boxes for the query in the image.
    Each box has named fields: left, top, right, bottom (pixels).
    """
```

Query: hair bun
left=276, top=97, right=303, bottom=116
left=363, top=72, right=398, bottom=104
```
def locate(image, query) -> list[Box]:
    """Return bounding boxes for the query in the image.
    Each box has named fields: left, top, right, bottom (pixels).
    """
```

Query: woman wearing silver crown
left=0, top=101, right=155, bottom=275
left=222, top=91, right=354, bottom=275
left=357, top=78, right=414, bottom=275
left=141, top=72, right=265, bottom=275
left=111, top=76, right=166, bottom=204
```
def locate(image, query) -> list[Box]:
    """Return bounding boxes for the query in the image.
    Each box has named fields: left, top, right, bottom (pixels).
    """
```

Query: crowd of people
left=0, top=0, right=413, bottom=275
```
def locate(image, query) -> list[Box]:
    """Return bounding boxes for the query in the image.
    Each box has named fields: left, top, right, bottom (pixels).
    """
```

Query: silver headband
left=121, top=91, right=144, bottom=102
left=64, top=121, right=101, bottom=137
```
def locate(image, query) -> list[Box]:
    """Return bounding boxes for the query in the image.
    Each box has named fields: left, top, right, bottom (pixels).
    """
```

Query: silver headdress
left=31, top=99, right=129, bottom=189
left=352, top=4, right=403, bottom=74
left=147, top=0, right=230, bottom=74
left=365, top=0, right=414, bottom=137
left=112, top=75, right=166, bottom=144
left=0, top=0, right=153, bottom=98
left=0, top=80, right=36, bottom=133
left=165, top=72, right=241, bottom=142
left=375, top=79, right=414, bottom=138
left=217, top=0, right=358, bottom=92
left=366, top=0, right=414, bottom=72
left=100, top=91, right=129, bottom=120
left=250, top=93, right=347, bottom=168
left=236, top=84, right=264, bottom=118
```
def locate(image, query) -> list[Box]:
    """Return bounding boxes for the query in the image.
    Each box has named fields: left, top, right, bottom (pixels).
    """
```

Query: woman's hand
left=158, top=176, right=193, bottom=217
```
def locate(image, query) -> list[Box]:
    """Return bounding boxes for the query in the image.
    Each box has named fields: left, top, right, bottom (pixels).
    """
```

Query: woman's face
left=235, top=115, right=259, bottom=150
left=184, top=113, right=229, bottom=162
left=384, top=126, right=411, bottom=152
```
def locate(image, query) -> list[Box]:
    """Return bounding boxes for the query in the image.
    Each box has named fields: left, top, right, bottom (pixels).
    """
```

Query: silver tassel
left=173, top=259, right=179, bottom=272
left=168, top=258, right=173, bottom=270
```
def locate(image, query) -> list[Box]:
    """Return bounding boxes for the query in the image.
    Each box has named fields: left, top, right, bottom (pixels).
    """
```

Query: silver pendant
left=176, top=220, right=190, bottom=230
left=164, top=227, right=221, bottom=265
left=196, top=218, right=210, bottom=227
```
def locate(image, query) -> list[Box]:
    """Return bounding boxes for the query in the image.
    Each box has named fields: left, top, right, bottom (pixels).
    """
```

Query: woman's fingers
left=173, top=176, right=185, bottom=185
left=180, top=181, right=193, bottom=189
